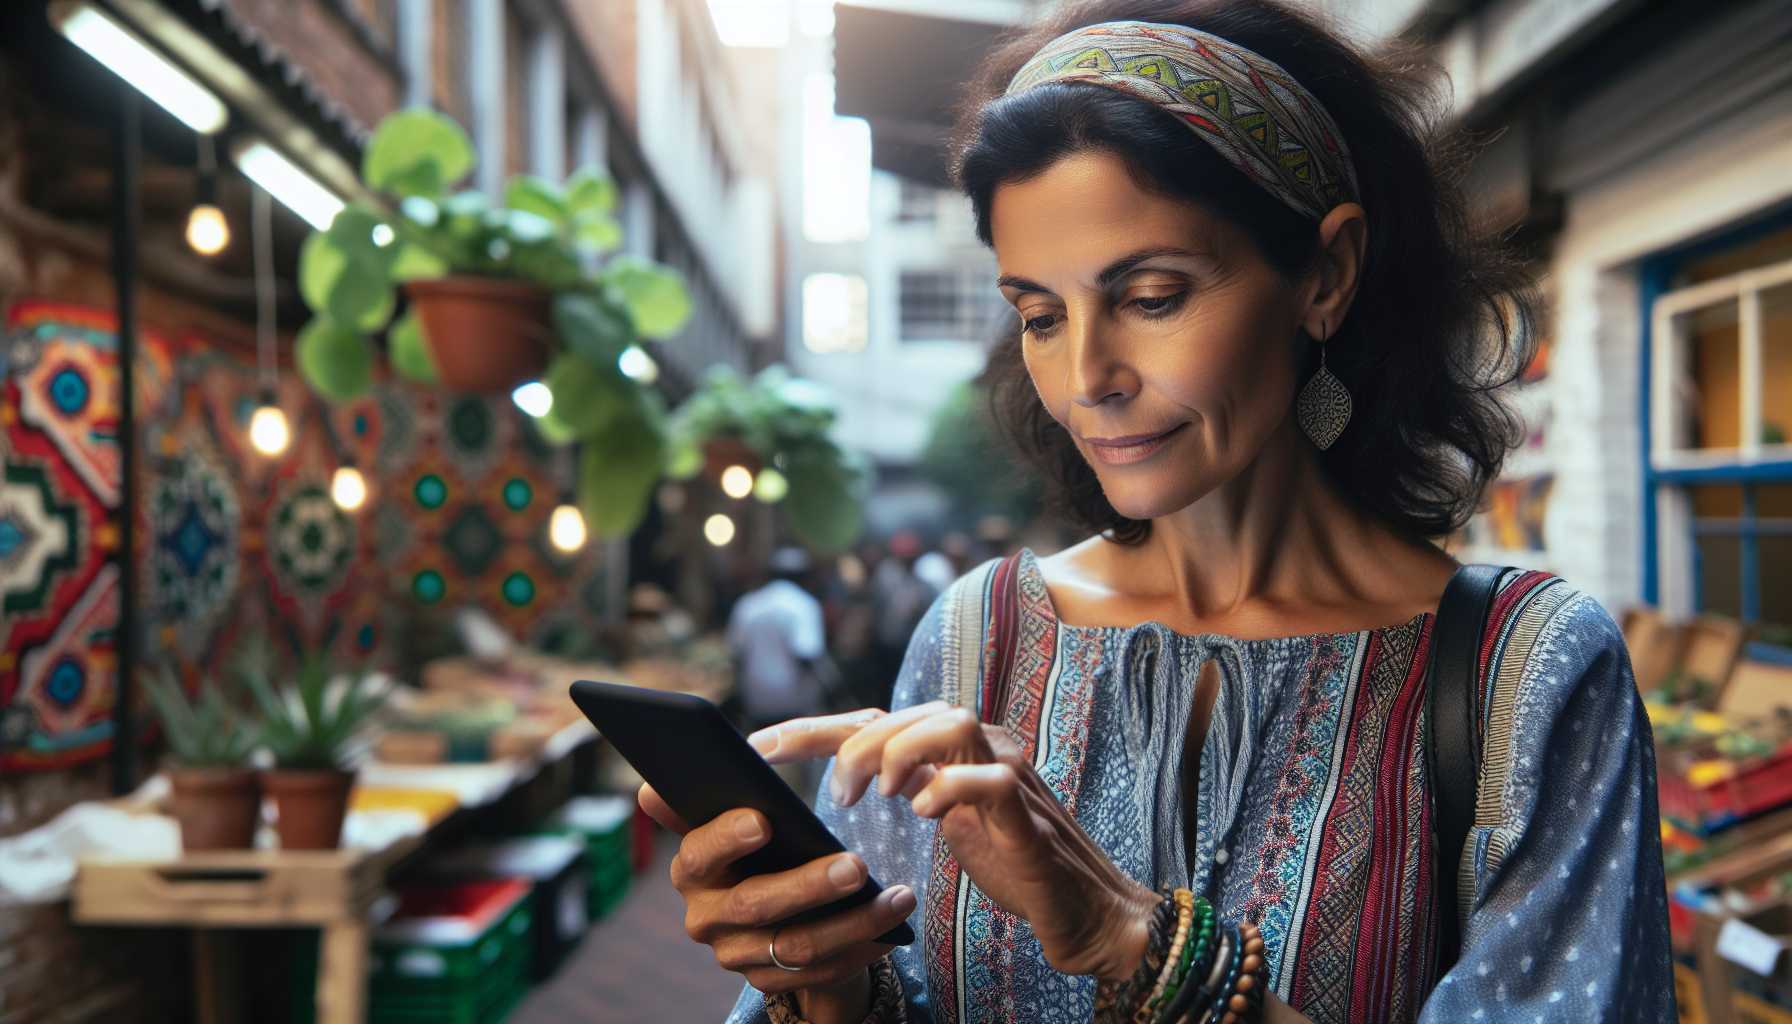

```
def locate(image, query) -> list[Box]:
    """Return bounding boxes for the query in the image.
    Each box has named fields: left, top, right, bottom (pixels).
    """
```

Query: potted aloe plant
left=144, top=669, right=261, bottom=851
left=667, top=365, right=870, bottom=552
left=294, top=107, right=694, bottom=538
left=243, top=655, right=386, bottom=850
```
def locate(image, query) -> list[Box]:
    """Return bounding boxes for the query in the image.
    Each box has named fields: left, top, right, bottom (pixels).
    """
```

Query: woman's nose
left=1066, top=321, right=1136, bottom=408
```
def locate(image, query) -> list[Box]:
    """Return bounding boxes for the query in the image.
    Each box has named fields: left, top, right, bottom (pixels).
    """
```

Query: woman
left=643, top=1, right=1675, bottom=1020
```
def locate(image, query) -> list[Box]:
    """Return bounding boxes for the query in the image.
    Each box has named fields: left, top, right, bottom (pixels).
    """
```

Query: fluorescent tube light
left=52, top=3, right=228, bottom=134
left=231, top=140, right=345, bottom=230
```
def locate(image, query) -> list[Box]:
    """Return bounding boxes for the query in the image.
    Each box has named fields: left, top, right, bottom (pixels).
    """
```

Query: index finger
left=748, top=708, right=888, bottom=764
left=638, top=783, right=690, bottom=834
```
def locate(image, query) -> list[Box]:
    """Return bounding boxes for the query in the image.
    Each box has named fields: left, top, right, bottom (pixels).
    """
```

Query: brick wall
left=222, top=0, right=403, bottom=135
left=567, top=0, right=639, bottom=134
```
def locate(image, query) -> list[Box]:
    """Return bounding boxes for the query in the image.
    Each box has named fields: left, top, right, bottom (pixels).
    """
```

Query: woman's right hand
left=638, top=784, right=918, bottom=1022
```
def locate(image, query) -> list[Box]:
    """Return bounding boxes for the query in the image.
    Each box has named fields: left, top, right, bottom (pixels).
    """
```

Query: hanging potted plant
left=243, top=654, right=386, bottom=850
left=292, top=108, right=694, bottom=538
left=668, top=365, right=870, bottom=552
left=144, top=669, right=261, bottom=851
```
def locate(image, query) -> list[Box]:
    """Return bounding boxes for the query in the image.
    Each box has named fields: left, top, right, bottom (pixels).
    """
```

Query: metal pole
left=110, top=85, right=140, bottom=796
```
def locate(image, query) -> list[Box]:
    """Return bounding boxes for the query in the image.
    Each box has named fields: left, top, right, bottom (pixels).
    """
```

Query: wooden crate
left=75, top=850, right=388, bottom=927
left=1626, top=607, right=1690, bottom=694
left=1687, top=616, right=1750, bottom=702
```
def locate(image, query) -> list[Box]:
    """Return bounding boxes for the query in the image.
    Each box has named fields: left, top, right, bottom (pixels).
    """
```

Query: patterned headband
left=1005, top=20, right=1359, bottom=221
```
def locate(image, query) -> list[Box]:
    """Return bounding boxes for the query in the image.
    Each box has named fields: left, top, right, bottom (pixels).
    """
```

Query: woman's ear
left=1302, top=202, right=1367, bottom=340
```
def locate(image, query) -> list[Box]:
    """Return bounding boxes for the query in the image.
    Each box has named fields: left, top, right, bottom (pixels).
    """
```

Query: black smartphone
left=568, top=680, right=915, bottom=945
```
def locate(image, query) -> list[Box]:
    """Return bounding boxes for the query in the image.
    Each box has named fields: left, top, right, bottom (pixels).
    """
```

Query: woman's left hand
left=750, top=702, right=1158, bottom=981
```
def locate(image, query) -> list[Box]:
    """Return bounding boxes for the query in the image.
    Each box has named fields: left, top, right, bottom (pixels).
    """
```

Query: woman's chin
left=1095, top=477, right=1194, bottom=523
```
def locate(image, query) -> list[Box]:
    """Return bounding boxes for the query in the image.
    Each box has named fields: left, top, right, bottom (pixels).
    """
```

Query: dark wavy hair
left=953, top=0, right=1540, bottom=544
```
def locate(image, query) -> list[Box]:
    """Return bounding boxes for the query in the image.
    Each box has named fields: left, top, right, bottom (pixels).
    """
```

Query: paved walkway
left=512, top=834, right=746, bottom=1023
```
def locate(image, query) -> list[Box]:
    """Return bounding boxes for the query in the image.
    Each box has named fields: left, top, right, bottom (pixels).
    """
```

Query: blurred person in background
left=865, top=531, right=939, bottom=710
left=727, top=548, right=828, bottom=742
left=648, top=1, right=1673, bottom=1021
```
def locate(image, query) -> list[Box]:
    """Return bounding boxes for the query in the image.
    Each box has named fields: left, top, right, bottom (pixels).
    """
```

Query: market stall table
left=70, top=720, right=598, bottom=1024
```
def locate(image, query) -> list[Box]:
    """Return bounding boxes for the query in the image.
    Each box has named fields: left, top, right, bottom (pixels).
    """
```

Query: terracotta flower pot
left=262, top=769, right=356, bottom=850
left=702, top=436, right=763, bottom=481
left=166, top=767, right=261, bottom=851
left=405, top=276, right=552, bottom=393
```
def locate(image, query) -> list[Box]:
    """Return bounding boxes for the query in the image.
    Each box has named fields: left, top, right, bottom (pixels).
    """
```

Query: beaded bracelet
left=1095, top=888, right=1180, bottom=1022
left=1201, top=925, right=1246, bottom=1024
left=1138, top=890, right=1196, bottom=1020
left=1164, top=924, right=1228, bottom=1023
left=1152, top=898, right=1213, bottom=1019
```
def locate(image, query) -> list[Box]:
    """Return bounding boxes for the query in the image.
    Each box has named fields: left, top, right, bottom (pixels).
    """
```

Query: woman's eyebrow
left=996, top=246, right=1205, bottom=296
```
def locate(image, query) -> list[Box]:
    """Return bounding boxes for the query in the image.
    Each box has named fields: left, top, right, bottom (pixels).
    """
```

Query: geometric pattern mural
left=1, top=300, right=611, bottom=773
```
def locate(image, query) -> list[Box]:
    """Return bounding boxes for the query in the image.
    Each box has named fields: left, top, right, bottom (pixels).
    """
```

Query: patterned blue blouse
left=728, top=551, right=1674, bottom=1022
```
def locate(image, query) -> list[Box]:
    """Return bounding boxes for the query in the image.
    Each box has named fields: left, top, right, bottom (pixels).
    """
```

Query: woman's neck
left=1122, top=419, right=1448, bottom=629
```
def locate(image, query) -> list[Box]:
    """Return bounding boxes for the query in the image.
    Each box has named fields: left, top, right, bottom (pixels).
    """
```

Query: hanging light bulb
left=331, top=464, right=369, bottom=511
left=248, top=391, right=290, bottom=456
left=704, top=513, right=736, bottom=547
left=186, top=204, right=229, bottom=255
left=186, top=135, right=229, bottom=256
left=719, top=464, right=754, bottom=500
left=549, top=503, right=588, bottom=552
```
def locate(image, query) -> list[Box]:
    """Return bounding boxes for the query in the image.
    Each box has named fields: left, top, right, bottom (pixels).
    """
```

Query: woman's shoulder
left=1477, top=567, right=1634, bottom=709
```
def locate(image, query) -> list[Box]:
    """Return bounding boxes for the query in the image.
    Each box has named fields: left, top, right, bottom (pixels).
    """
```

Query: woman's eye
left=1131, top=292, right=1186, bottom=317
left=1022, top=314, right=1060, bottom=336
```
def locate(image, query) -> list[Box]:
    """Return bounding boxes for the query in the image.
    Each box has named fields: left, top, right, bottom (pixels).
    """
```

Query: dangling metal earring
left=1297, top=320, right=1352, bottom=451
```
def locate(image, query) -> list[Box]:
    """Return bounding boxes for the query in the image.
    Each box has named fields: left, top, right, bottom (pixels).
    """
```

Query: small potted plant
left=144, top=669, right=260, bottom=851
left=294, top=107, right=696, bottom=538
left=243, top=655, right=386, bottom=850
left=667, top=365, right=870, bottom=552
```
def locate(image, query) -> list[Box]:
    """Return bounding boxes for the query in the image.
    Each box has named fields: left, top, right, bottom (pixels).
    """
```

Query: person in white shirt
left=727, top=547, right=827, bottom=733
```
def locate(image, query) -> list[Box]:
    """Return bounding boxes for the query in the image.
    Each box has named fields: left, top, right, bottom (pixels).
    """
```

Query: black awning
left=832, top=3, right=1012, bottom=187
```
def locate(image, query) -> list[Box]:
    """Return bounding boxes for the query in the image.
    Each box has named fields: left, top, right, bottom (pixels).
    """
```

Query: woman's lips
left=1080, top=423, right=1188, bottom=466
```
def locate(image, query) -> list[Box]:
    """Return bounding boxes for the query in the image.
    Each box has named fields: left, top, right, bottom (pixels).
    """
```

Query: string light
left=512, top=380, right=552, bottom=418
left=549, top=504, right=588, bottom=552
left=247, top=188, right=289, bottom=456
left=331, top=465, right=368, bottom=511
left=753, top=467, right=789, bottom=503
left=719, top=465, right=754, bottom=500
left=185, top=135, right=229, bottom=256
left=248, top=400, right=290, bottom=456
left=704, top=513, right=736, bottom=547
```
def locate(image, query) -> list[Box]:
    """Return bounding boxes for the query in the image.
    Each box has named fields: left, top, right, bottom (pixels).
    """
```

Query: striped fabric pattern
left=728, top=551, right=1674, bottom=1023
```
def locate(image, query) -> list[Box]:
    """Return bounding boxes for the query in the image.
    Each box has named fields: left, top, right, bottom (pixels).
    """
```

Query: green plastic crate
left=537, top=795, right=635, bottom=920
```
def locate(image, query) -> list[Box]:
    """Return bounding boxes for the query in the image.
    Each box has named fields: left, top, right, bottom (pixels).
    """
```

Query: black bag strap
left=1426, top=563, right=1510, bottom=978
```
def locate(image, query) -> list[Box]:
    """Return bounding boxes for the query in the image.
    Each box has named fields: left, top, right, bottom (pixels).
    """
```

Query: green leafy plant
left=144, top=668, right=257, bottom=769
left=241, top=653, right=386, bottom=772
left=918, top=381, right=1041, bottom=530
left=667, top=365, right=869, bottom=551
left=293, top=107, right=696, bottom=536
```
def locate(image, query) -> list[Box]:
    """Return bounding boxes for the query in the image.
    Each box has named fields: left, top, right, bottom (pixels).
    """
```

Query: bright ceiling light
left=511, top=380, right=553, bottom=418
left=248, top=403, right=290, bottom=456
left=52, top=3, right=228, bottom=134
left=549, top=504, right=588, bottom=552
left=331, top=465, right=368, bottom=511
left=704, top=513, right=736, bottom=547
left=185, top=204, right=229, bottom=256
left=719, top=464, right=754, bottom=500
left=231, top=140, right=345, bottom=230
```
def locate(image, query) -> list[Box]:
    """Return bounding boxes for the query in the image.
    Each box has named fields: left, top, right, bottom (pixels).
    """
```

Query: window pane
left=1681, top=222, right=1792, bottom=285
left=897, top=269, right=1004, bottom=342
left=1694, top=533, right=1743, bottom=619
left=1764, top=535, right=1792, bottom=630
left=802, top=273, right=867, bottom=353
left=1684, top=300, right=1742, bottom=450
left=1764, top=281, right=1792, bottom=446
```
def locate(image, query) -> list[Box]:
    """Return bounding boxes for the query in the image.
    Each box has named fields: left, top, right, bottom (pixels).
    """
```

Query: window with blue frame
left=1643, top=214, right=1792, bottom=635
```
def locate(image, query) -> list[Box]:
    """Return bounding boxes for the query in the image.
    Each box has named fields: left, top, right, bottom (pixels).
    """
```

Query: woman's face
left=991, top=150, right=1310, bottom=523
